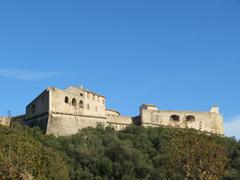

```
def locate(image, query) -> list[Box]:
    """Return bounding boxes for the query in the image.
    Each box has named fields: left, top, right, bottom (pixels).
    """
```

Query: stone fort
left=1, top=86, right=224, bottom=136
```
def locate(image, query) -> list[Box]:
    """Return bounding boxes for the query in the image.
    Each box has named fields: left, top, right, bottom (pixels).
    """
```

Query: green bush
left=0, top=125, right=69, bottom=180
left=0, top=124, right=239, bottom=179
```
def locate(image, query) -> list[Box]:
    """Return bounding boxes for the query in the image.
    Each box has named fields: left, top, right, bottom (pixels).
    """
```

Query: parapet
left=140, top=104, right=158, bottom=111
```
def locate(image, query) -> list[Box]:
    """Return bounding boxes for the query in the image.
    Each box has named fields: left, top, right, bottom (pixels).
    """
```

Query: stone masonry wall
left=140, top=108, right=224, bottom=134
left=49, top=87, right=106, bottom=118
left=22, top=86, right=224, bottom=136
left=46, top=113, right=107, bottom=136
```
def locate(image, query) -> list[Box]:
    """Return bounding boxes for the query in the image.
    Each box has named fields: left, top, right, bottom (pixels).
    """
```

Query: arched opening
left=170, top=115, right=180, bottom=121
left=64, top=96, right=69, bottom=104
left=95, top=106, right=98, bottom=111
left=79, top=100, right=84, bottom=108
left=72, top=98, right=77, bottom=106
left=186, top=115, right=196, bottom=122
left=80, top=93, right=84, bottom=97
left=87, top=103, right=90, bottom=110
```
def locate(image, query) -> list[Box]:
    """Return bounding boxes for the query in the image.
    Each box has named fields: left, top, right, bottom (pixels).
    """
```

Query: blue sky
left=0, top=0, right=240, bottom=138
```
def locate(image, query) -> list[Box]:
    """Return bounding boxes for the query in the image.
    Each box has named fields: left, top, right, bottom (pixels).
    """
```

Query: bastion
left=11, top=86, right=224, bottom=136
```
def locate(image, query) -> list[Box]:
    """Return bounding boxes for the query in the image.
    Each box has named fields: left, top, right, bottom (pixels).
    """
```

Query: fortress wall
left=46, top=113, right=107, bottom=136
left=106, top=109, right=120, bottom=116
left=26, top=89, right=49, bottom=120
left=0, top=117, right=11, bottom=127
left=106, top=113, right=133, bottom=131
left=25, top=89, right=50, bottom=133
left=83, top=90, right=106, bottom=117
left=11, top=114, right=26, bottom=125
left=49, top=87, right=106, bottom=118
left=22, top=86, right=224, bottom=136
left=141, top=109, right=224, bottom=134
left=25, top=114, right=49, bottom=133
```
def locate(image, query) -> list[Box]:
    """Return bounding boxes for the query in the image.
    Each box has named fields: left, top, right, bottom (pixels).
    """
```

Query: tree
left=164, top=129, right=229, bottom=179
left=0, top=125, right=69, bottom=179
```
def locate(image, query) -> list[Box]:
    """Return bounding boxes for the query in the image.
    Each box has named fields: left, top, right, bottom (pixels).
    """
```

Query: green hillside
left=0, top=124, right=239, bottom=180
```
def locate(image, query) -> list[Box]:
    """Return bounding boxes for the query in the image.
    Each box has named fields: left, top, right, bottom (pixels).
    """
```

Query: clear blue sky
left=0, top=1, right=240, bottom=137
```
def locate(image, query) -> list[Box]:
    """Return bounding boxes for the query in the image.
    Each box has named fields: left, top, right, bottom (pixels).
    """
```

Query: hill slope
left=0, top=124, right=239, bottom=179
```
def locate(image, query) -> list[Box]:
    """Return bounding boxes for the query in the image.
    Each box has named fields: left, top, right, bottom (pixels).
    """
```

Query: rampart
left=7, top=86, right=224, bottom=136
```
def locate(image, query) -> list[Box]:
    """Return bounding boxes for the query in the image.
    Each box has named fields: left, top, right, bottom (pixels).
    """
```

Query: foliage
left=0, top=124, right=240, bottom=179
left=0, top=124, right=69, bottom=180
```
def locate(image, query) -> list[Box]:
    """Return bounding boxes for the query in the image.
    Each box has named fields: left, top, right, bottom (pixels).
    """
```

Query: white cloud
left=0, top=68, right=60, bottom=81
left=224, top=116, right=240, bottom=140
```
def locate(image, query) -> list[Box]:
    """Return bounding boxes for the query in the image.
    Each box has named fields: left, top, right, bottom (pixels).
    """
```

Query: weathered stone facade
left=23, top=86, right=224, bottom=136
left=140, top=105, right=224, bottom=134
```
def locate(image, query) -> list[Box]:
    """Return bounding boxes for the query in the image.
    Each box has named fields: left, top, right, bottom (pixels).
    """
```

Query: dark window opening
left=72, top=98, right=77, bottom=106
left=65, top=96, right=69, bottom=103
left=79, top=100, right=84, bottom=108
left=170, top=115, right=180, bottom=121
left=186, top=115, right=196, bottom=122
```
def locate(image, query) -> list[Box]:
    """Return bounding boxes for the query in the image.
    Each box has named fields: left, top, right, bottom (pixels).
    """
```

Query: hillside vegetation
left=0, top=124, right=239, bottom=180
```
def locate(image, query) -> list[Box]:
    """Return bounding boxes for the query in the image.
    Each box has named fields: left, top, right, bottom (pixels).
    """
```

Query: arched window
left=103, top=99, right=105, bottom=104
left=72, top=98, right=77, bottom=106
left=79, top=100, right=84, bottom=108
left=186, top=115, right=196, bottom=122
left=95, top=106, right=98, bottom=111
left=80, top=93, right=84, bottom=97
left=65, top=96, right=69, bottom=104
left=170, top=115, right=180, bottom=121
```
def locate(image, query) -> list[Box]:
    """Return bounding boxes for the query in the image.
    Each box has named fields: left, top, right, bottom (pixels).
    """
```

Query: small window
left=170, top=115, right=180, bottom=121
left=103, top=99, right=105, bottom=104
left=93, top=95, right=95, bottom=100
left=65, top=96, right=69, bottom=103
left=72, top=98, right=77, bottom=106
left=95, top=106, right=98, bottom=111
left=80, top=93, right=84, bottom=97
left=87, top=103, right=90, bottom=110
left=79, top=100, right=84, bottom=108
left=186, top=115, right=196, bottom=122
